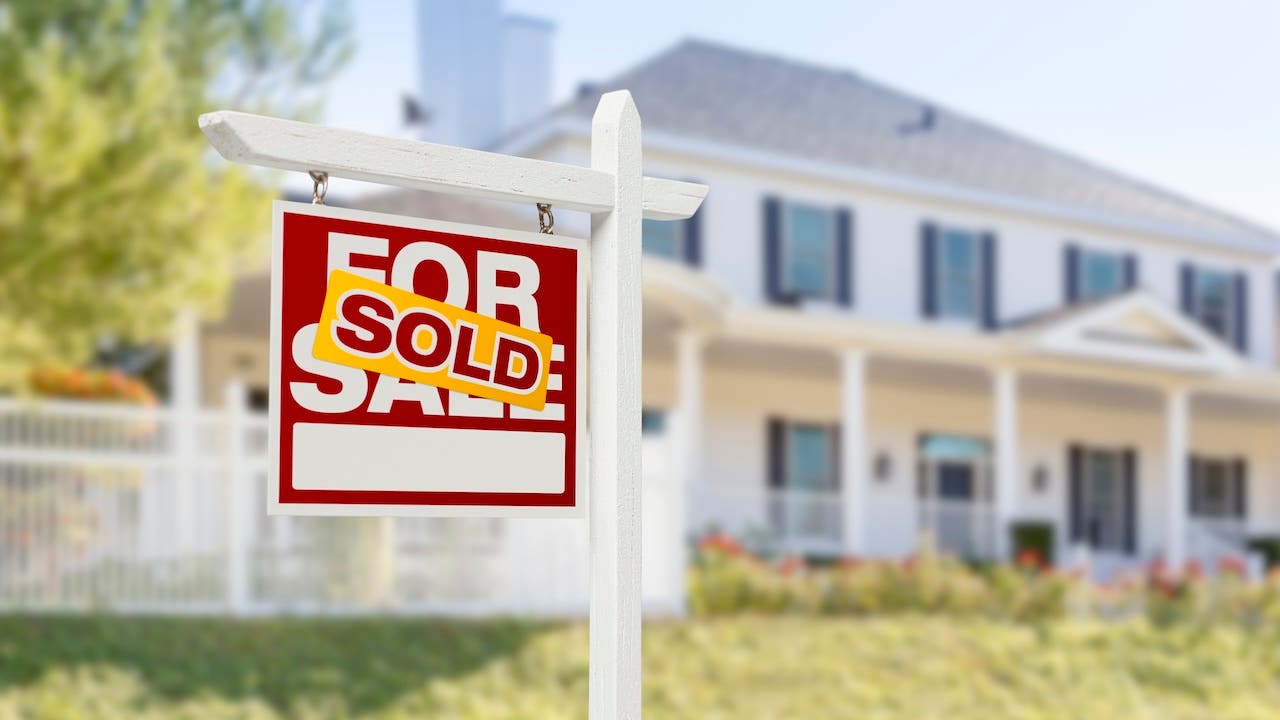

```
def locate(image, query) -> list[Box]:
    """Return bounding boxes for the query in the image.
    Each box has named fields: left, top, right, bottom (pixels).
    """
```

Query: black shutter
left=834, top=207, right=854, bottom=307
left=829, top=423, right=842, bottom=491
left=683, top=205, right=702, bottom=267
left=1069, top=445, right=1084, bottom=543
left=767, top=418, right=785, bottom=490
left=763, top=196, right=784, bottom=303
left=921, top=223, right=938, bottom=318
left=1234, top=272, right=1249, bottom=353
left=1064, top=244, right=1080, bottom=304
left=1180, top=264, right=1196, bottom=315
left=1188, top=456, right=1200, bottom=515
left=981, top=232, right=998, bottom=329
left=1122, top=448, right=1137, bottom=555
left=1233, top=458, right=1248, bottom=520
left=1123, top=254, right=1138, bottom=291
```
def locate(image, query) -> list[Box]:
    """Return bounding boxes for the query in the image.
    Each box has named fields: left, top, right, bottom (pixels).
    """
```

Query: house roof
left=556, top=39, right=1280, bottom=251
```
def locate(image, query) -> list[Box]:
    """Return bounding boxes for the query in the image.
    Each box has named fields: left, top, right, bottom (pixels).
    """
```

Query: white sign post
left=201, top=90, right=706, bottom=719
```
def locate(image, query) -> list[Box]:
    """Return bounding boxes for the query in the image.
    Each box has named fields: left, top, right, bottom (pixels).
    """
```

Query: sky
left=311, top=0, right=1280, bottom=234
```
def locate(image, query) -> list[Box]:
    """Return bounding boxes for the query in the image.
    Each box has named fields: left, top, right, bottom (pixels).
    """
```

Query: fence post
left=224, top=378, right=250, bottom=614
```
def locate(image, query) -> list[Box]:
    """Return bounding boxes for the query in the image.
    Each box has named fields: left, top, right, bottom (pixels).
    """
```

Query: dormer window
left=1065, top=245, right=1137, bottom=303
left=642, top=213, right=701, bottom=266
left=1181, top=264, right=1247, bottom=351
left=921, top=222, right=997, bottom=328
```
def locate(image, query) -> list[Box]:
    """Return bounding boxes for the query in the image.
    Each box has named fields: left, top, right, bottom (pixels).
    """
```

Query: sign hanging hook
left=309, top=171, right=329, bottom=205
left=536, top=203, right=555, bottom=234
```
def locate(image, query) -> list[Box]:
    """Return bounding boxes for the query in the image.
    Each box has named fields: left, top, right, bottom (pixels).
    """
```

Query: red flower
left=1016, top=548, right=1044, bottom=570
left=1183, top=558, right=1204, bottom=580
left=698, top=532, right=744, bottom=558
left=1218, top=555, right=1246, bottom=578
left=777, top=555, right=806, bottom=577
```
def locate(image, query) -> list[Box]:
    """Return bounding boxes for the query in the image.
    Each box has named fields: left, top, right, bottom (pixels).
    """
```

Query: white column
left=841, top=350, right=868, bottom=556
left=672, top=330, right=704, bottom=614
left=1165, top=387, right=1189, bottom=570
left=993, top=367, right=1019, bottom=561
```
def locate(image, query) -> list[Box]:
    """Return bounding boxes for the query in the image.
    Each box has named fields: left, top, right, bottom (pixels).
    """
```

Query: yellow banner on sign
left=313, top=270, right=553, bottom=410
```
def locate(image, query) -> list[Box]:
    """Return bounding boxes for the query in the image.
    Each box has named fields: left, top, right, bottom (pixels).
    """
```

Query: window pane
left=786, top=425, right=832, bottom=492
left=1194, top=269, right=1232, bottom=339
left=786, top=206, right=831, bottom=296
left=1080, top=251, right=1122, bottom=300
left=641, top=409, right=666, bottom=435
left=938, top=229, right=977, bottom=319
left=642, top=218, right=680, bottom=259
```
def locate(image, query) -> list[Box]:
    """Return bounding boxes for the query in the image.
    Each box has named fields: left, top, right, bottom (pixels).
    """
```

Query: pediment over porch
left=1010, top=291, right=1242, bottom=375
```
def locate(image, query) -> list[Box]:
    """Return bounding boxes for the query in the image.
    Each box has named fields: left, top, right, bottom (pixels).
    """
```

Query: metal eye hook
left=536, top=203, right=554, bottom=234
left=309, top=171, right=329, bottom=205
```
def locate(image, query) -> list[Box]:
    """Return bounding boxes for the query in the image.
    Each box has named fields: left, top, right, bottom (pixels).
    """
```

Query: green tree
left=0, top=0, right=353, bottom=389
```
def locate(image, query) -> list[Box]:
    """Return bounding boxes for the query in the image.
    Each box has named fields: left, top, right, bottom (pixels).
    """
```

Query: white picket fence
left=0, top=386, right=683, bottom=615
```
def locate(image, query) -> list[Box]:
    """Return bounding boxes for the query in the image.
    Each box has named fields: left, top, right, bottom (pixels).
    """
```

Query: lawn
left=1, top=615, right=1278, bottom=719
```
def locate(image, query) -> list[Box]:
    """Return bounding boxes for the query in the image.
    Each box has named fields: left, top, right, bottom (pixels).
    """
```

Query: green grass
left=1, top=615, right=1278, bottom=718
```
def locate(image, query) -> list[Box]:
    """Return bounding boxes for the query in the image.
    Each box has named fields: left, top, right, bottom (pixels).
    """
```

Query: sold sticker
left=312, top=269, right=554, bottom=410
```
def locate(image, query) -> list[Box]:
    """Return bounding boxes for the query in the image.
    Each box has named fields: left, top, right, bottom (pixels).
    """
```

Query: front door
left=919, top=435, right=994, bottom=559
left=1069, top=446, right=1136, bottom=555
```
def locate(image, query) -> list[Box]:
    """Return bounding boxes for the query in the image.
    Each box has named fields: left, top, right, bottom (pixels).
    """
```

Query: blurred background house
left=4, top=0, right=1280, bottom=615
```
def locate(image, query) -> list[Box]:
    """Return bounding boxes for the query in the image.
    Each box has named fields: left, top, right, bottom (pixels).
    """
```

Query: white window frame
left=1189, top=267, right=1236, bottom=342
left=1077, top=248, right=1124, bottom=300
left=781, top=203, right=837, bottom=300
left=935, top=226, right=982, bottom=322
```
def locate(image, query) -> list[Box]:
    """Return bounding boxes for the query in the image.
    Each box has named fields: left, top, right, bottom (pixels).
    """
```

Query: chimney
left=500, top=15, right=554, bottom=137
left=416, top=0, right=503, bottom=148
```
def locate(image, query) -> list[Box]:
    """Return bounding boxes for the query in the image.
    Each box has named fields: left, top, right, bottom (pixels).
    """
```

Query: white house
left=192, top=34, right=1280, bottom=583
left=9, top=12, right=1280, bottom=615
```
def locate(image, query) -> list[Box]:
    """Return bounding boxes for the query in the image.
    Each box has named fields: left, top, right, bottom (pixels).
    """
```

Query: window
left=938, top=228, right=980, bottom=319
left=1189, top=268, right=1235, bottom=341
left=1078, top=250, right=1124, bottom=300
left=642, top=218, right=682, bottom=260
left=1190, top=457, right=1244, bottom=519
left=1081, top=448, right=1128, bottom=552
left=641, top=409, right=666, bottom=436
left=785, top=424, right=835, bottom=492
left=783, top=204, right=835, bottom=299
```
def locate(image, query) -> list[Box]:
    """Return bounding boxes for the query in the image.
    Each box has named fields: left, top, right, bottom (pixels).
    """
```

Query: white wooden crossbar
left=199, top=110, right=707, bottom=220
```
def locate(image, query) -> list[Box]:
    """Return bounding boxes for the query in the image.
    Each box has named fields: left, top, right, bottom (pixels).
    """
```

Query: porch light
left=874, top=451, right=893, bottom=482
left=1032, top=464, right=1050, bottom=493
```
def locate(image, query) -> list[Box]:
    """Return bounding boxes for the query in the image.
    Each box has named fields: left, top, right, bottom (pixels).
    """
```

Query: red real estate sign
left=268, top=202, right=586, bottom=516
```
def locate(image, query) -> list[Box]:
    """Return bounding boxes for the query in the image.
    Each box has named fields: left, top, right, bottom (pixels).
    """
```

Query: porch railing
left=690, top=485, right=843, bottom=556
left=919, top=498, right=996, bottom=561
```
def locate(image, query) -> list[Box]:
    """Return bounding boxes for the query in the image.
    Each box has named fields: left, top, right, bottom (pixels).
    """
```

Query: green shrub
left=1010, top=521, right=1054, bottom=566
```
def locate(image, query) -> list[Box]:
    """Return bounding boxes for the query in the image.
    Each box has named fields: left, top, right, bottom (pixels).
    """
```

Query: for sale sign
left=268, top=202, right=585, bottom=516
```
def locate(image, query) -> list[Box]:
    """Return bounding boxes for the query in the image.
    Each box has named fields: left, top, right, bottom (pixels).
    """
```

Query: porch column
left=841, top=349, right=868, bottom=556
left=1165, top=387, right=1189, bottom=570
left=672, top=330, right=705, bottom=612
left=993, top=367, right=1019, bottom=561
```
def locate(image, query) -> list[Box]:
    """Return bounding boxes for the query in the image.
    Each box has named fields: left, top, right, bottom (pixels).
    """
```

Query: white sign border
left=266, top=200, right=588, bottom=518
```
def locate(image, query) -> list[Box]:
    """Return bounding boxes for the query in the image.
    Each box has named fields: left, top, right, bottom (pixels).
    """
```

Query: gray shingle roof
left=558, top=39, right=1279, bottom=249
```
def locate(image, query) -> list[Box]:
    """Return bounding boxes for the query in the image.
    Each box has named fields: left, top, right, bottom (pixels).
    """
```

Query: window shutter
left=1188, top=456, right=1200, bottom=515
left=1123, top=254, right=1139, bottom=291
left=980, top=232, right=998, bottom=330
left=763, top=196, right=783, bottom=303
left=1069, top=445, right=1084, bottom=543
left=1064, top=244, right=1080, bottom=304
left=683, top=204, right=702, bottom=267
left=1233, top=457, right=1248, bottom=520
left=1180, top=264, right=1195, bottom=315
left=767, top=418, right=785, bottom=490
left=830, top=423, right=842, bottom=491
left=1122, top=448, right=1137, bottom=555
left=835, top=207, right=854, bottom=308
left=1234, top=272, right=1249, bottom=354
left=921, top=223, right=938, bottom=318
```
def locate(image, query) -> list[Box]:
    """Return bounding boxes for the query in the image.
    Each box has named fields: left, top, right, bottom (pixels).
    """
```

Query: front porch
left=643, top=259, right=1280, bottom=575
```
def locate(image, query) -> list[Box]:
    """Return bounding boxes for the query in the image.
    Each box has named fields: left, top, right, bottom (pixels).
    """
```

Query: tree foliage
left=0, top=0, right=353, bottom=388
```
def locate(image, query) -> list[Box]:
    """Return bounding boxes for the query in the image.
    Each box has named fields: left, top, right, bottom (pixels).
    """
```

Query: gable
left=1020, top=292, right=1241, bottom=375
